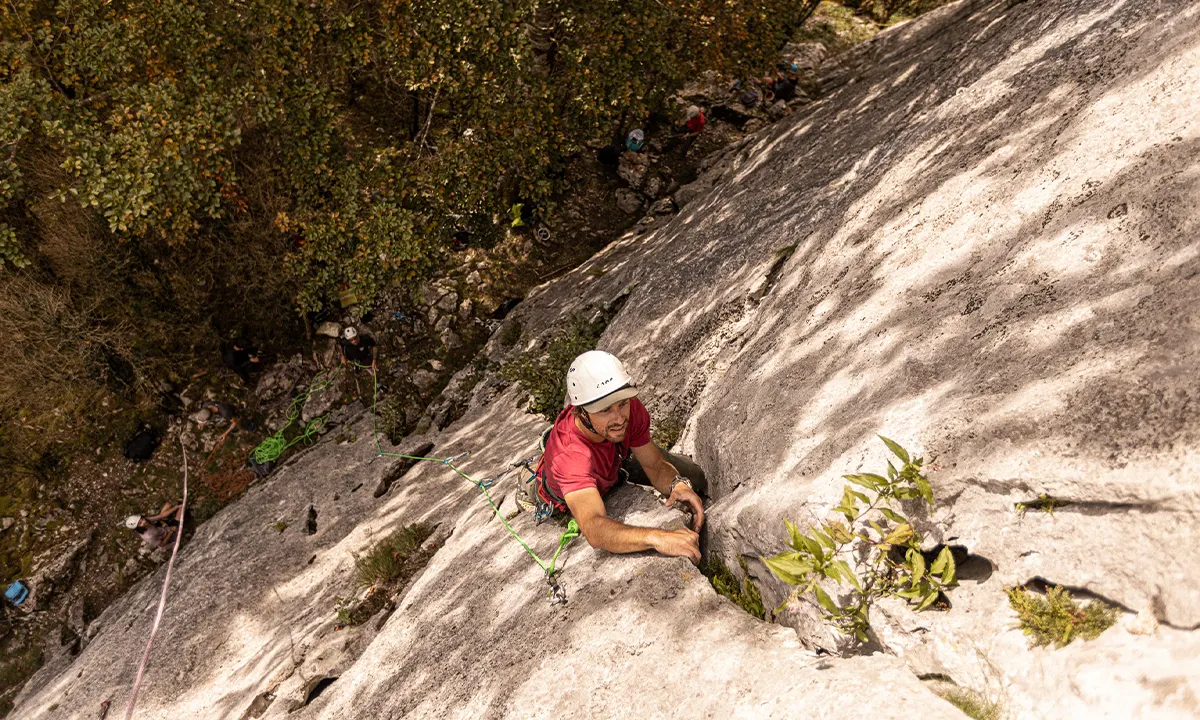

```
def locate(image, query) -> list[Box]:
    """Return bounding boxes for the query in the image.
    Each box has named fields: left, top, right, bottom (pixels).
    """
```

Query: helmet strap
left=577, top=408, right=599, bottom=435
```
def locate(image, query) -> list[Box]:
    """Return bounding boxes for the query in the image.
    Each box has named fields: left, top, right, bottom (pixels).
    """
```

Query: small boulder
left=643, top=176, right=662, bottom=199
left=615, top=189, right=644, bottom=215
left=649, top=197, right=678, bottom=215
left=315, top=321, right=341, bottom=338
left=618, top=151, right=651, bottom=189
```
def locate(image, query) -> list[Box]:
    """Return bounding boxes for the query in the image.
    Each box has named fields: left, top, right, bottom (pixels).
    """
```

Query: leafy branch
left=763, top=436, right=955, bottom=642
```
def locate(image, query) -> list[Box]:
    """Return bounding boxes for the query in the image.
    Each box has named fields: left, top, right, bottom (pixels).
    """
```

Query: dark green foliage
left=764, top=437, right=954, bottom=642
left=376, top=397, right=408, bottom=446
left=355, top=523, right=436, bottom=589
left=703, top=555, right=767, bottom=620
left=501, top=314, right=606, bottom=421
left=1006, top=585, right=1117, bottom=648
left=499, top=319, right=524, bottom=349
left=0, top=643, right=43, bottom=716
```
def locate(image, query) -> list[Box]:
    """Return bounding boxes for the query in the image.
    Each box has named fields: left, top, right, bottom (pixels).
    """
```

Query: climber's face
left=587, top=398, right=632, bottom=443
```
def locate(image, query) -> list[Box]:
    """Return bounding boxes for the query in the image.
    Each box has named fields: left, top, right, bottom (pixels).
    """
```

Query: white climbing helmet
left=343, top=326, right=358, bottom=340
left=566, top=351, right=638, bottom=412
left=124, top=515, right=142, bottom=530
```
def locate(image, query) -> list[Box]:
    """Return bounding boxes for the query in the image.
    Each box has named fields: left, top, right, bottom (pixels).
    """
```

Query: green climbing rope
left=361, top=364, right=580, bottom=580
left=251, top=368, right=340, bottom=465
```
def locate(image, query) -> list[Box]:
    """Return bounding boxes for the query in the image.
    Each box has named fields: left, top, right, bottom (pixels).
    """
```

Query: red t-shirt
left=539, top=398, right=652, bottom=509
left=686, top=112, right=706, bottom=133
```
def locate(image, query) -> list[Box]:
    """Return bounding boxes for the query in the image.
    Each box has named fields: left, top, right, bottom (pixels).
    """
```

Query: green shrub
left=1006, top=585, right=1117, bottom=648
left=764, top=437, right=955, bottom=642
left=499, top=319, right=523, bottom=349
left=501, top=313, right=606, bottom=422
left=355, top=523, right=436, bottom=588
left=703, top=555, right=766, bottom=620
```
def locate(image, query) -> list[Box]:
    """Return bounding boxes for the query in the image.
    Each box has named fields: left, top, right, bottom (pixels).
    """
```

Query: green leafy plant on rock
left=1006, top=585, right=1117, bottom=648
left=764, top=437, right=955, bottom=642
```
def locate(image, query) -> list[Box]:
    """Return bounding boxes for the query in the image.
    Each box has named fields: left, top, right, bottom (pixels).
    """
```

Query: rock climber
left=222, top=337, right=261, bottom=386
left=625, top=128, right=646, bottom=153
left=678, top=105, right=707, bottom=158
left=520, top=351, right=707, bottom=564
left=124, top=502, right=184, bottom=550
left=338, top=326, right=377, bottom=372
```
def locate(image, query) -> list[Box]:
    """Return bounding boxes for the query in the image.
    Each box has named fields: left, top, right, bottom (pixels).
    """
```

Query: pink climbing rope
left=124, top=439, right=189, bottom=720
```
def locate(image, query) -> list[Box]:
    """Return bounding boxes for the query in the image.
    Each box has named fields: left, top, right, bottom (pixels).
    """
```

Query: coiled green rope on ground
left=251, top=368, right=340, bottom=465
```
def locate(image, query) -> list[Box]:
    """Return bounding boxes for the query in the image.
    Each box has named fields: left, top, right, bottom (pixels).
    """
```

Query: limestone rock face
left=15, top=0, right=1200, bottom=718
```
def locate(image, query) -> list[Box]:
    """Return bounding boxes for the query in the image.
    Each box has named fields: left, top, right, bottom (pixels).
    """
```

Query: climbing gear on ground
left=566, top=350, right=638, bottom=412
left=343, top=326, right=358, bottom=340
left=362, top=366, right=582, bottom=602
left=5, top=581, right=28, bottom=606
left=124, top=515, right=142, bottom=530
left=250, top=367, right=340, bottom=466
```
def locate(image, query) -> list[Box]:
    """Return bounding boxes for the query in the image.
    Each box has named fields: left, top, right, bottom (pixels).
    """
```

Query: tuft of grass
left=1006, top=585, right=1117, bottom=648
left=933, top=686, right=1003, bottom=720
left=703, top=555, right=766, bottom=620
left=1014, top=493, right=1070, bottom=516
left=355, top=523, right=436, bottom=588
left=501, top=313, right=607, bottom=422
left=273, top=521, right=288, bottom=533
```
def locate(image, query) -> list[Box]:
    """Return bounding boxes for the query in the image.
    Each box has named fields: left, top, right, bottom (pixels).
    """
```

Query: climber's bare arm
left=631, top=443, right=705, bottom=532
left=565, top=487, right=700, bottom=563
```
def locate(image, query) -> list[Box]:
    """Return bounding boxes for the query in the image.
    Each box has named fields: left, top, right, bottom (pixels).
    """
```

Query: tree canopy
left=2, top=0, right=814, bottom=309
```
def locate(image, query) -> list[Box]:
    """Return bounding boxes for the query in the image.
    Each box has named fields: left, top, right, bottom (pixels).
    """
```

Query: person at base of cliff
left=338, top=326, right=377, bottom=372
left=677, top=105, right=707, bottom=158
left=198, top=401, right=253, bottom=443
left=222, top=337, right=261, bottom=386
left=519, top=351, right=707, bottom=564
left=124, top=502, right=184, bottom=550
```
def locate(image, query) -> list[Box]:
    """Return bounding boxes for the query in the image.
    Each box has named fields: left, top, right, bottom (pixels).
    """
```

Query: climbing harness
left=250, top=368, right=340, bottom=466
left=125, top=439, right=188, bottom=719
left=362, top=364, right=582, bottom=602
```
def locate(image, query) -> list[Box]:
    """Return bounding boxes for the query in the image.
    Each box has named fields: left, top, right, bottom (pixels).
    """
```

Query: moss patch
left=651, top=414, right=685, bottom=449
left=702, top=555, right=766, bottom=620
left=1006, top=585, right=1117, bottom=648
